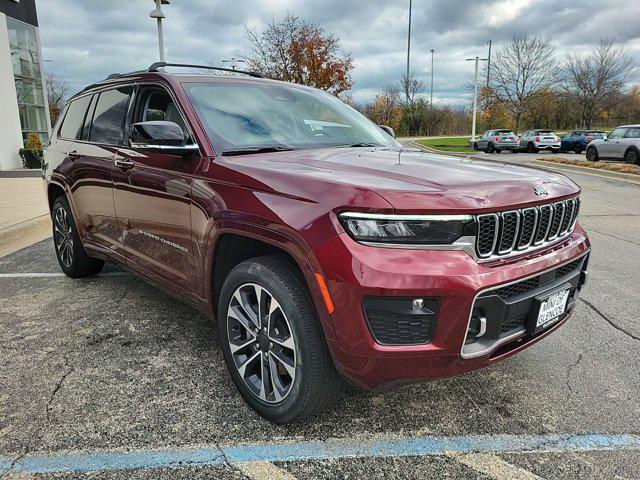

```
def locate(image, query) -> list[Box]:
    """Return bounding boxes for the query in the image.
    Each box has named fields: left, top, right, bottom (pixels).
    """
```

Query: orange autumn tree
left=244, top=14, right=353, bottom=96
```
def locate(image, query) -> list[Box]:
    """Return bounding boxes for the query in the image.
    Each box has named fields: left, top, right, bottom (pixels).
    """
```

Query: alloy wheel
left=54, top=205, right=74, bottom=268
left=586, top=147, right=597, bottom=161
left=226, top=283, right=296, bottom=403
left=625, top=149, right=638, bottom=165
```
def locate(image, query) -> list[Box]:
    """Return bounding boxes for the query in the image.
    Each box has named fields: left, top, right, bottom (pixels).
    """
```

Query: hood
left=218, top=147, right=580, bottom=213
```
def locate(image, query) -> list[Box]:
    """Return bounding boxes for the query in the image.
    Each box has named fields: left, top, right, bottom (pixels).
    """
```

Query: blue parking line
left=1, top=433, right=639, bottom=475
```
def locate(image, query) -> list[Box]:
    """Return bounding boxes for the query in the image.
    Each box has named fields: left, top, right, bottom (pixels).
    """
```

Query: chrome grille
left=476, top=197, right=580, bottom=260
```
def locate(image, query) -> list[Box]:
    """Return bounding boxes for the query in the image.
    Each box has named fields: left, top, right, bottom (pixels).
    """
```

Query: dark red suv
left=43, top=62, right=590, bottom=423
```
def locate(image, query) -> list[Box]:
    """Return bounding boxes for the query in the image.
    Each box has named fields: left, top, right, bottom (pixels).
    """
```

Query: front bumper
left=313, top=226, right=590, bottom=389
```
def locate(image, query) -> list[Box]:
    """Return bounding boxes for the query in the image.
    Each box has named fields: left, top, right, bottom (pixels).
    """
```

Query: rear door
left=112, top=84, right=199, bottom=294
left=621, top=127, right=640, bottom=159
left=61, top=87, right=132, bottom=257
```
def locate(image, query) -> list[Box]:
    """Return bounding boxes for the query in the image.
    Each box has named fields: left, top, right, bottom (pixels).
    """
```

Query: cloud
left=37, top=0, right=640, bottom=105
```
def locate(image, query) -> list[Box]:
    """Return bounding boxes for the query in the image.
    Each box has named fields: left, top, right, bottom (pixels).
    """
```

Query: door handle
left=114, top=158, right=134, bottom=170
left=68, top=150, right=80, bottom=161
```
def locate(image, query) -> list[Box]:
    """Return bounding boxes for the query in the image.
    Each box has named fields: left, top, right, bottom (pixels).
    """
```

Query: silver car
left=586, top=124, right=640, bottom=165
left=473, top=129, right=520, bottom=153
left=518, top=129, right=561, bottom=153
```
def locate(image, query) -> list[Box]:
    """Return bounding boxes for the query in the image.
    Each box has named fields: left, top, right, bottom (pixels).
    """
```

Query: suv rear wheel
left=527, top=142, right=538, bottom=153
left=52, top=196, right=104, bottom=277
left=218, top=255, right=342, bottom=423
left=485, top=143, right=495, bottom=153
left=624, top=148, right=639, bottom=165
left=586, top=146, right=599, bottom=162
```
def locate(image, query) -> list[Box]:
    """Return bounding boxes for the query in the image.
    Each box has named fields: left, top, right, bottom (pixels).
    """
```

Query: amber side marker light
left=315, top=273, right=335, bottom=314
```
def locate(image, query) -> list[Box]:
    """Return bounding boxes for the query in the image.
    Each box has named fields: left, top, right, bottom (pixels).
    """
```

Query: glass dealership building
left=0, top=0, right=50, bottom=170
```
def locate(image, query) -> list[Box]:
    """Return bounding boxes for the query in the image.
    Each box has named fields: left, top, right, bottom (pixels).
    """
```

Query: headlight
left=339, top=212, right=474, bottom=245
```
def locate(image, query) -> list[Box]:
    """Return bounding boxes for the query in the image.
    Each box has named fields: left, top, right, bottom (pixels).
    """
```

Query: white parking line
left=236, top=460, right=298, bottom=479
left=0, top=272, right=129, bottom=278
left=457, top=453, right=544, bottom=480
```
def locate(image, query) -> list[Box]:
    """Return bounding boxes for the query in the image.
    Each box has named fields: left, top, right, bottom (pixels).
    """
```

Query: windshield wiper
left=222, top=145, right=295, bottom=156
left=336, top=142, right=384, bottom=148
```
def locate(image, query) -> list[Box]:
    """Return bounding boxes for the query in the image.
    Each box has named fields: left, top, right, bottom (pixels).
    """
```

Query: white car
left=519, top=130, right=561, bottom=153
left=586, top=125, right=640, bottom=165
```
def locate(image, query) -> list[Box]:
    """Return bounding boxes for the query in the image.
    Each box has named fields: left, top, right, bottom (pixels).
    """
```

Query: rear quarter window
left=58, top=95, right=92, bottom=140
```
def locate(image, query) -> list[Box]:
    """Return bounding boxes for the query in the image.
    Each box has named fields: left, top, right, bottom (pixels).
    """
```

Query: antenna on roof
left=148, top=61, right=262, bottom=78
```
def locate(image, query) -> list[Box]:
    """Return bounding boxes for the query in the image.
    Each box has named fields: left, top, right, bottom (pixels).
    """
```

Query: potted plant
left=19, top=133, right=44, bottom=169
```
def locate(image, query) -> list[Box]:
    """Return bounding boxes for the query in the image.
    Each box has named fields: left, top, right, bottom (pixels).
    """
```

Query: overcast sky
left=38, top=0, right=640, bottom=105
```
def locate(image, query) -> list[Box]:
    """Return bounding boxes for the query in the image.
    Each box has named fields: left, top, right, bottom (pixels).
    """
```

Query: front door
left=112, top=85, right=199, bottom=293
left=64, top=87, right=132, bottom=257
left=599, top=127, right=625, bottom=158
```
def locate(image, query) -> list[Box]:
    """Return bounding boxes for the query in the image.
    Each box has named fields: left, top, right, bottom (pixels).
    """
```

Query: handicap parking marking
left=1, top=433, right=639, bottom=475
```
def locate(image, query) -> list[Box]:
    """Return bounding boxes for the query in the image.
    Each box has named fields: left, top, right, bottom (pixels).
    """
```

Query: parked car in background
left=473, top=129, right=520, bottom=153
left=586, top=125, right=640, bottom=164
left=519, top=130, right=561, bottom=153
left=560, top=130, right=607, bottom=154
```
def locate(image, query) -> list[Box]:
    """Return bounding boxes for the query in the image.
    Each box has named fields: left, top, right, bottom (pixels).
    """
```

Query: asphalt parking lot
left=1, top=164, right=640, bottom=479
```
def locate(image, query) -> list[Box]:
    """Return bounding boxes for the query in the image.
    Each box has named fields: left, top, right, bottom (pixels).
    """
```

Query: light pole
left=149, top=0, right=170, bottom=62
left=405, top=0, right=412, bottom=103
left=429, top=49, right=435, bottom=106
left=466, top=56, right=488, bottom=140
left=222, top=57, right=245, bottom=71
left=486, top=40, right=492, bottom=87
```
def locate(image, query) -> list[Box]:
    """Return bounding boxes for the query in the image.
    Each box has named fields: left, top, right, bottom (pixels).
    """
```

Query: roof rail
left=147, top=61, right=263, bottom=78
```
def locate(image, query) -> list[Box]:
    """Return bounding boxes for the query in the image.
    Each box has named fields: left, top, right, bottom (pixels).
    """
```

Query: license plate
left=536, top=289, right=570, bottom=329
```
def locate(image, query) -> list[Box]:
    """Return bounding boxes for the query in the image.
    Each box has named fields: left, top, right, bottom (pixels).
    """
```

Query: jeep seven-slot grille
left=476, top=197, right=580, bottom=259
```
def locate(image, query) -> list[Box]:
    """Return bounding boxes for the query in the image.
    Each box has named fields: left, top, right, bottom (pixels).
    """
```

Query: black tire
left=512, top=149, right=519, bottom=154
left=624, top=148, right=639, bottom=165
left=217, top=255, right=342, bottom=423
left=551, top=149, right=559, bottom=154
left=486, top=143, right=495, bottom=153
left=527, top=142, right=538, bottom=154
left=574, top=145, right=582, bottom=154
left=586, top=146, right=599, bottom=162
left=495, top=149, right=502, bottom=153
left=52, top=196, right=104, bottom=278
left=472, top=142, right=478, bottom=151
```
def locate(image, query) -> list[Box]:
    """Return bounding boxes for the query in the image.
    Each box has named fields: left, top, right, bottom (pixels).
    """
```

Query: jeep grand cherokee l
left=43, top=62, right=590, bottom=423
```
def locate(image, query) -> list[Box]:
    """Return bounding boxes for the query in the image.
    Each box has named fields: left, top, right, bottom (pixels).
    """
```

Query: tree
left=489, top=35, right=556, bottom=131
left=563, top=39, right=636, bottom=129
left=243, top=14, right=353, bottom=95
left=368, top=84, right=403, bottom=131
left=45, top=72, right=69, bottom=126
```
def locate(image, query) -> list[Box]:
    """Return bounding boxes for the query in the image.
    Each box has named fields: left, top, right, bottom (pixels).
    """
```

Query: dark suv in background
left=44, top=63, right=590, bottom=423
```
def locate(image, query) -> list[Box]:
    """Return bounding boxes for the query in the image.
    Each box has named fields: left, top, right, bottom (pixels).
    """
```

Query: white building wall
left=0, top=12, right=24, bottom=170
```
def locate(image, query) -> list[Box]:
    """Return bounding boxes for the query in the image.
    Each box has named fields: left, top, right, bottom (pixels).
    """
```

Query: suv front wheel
left=52, top=196, right=104, bottom=277
left=218, top=255, right=342, bottom=423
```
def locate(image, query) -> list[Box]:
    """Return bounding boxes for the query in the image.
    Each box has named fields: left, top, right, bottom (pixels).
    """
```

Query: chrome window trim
left=460, top=250, right=590, bottom=359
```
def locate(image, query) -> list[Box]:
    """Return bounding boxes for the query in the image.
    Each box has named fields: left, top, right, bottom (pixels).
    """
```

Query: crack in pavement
left=45, top=356, right=75, bottom=424
left=586, top=228, right=640, bottom=247
left=580, top=298, right=640, bottom=342
left=211, top=439, right=252, bottom=480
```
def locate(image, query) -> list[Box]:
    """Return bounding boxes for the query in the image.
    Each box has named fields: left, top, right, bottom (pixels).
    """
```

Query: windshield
left=183, top=81, right=400, bottom=155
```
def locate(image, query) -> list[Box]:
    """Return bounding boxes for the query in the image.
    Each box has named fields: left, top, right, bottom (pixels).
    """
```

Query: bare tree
left=45, top=72, right=69, bottom=126
left=563, top=39, right=635, bottom=128
left=490, top=35, right=556, bottom=131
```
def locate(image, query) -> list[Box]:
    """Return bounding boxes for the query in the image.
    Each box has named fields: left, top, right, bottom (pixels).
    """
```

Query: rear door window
left=623, top=127, right=640, bottom=138
left=89, top=86, right=132, bottom=145
left=59, top=95, right=92, bottom=140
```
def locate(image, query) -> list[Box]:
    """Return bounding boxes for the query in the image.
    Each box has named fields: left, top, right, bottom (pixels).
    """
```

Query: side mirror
left=379, top=125, right=396, bottom=139
left=129, top=121, right=198, bottom=155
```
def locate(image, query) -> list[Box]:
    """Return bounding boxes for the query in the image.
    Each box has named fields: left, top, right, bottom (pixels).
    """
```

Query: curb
left=408, top=141, right=640, bottom=186
left=0, top=214, right=52, bottom=258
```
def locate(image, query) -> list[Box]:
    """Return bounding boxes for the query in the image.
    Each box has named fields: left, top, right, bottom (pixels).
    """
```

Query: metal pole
left=150, top=0, right=167, bottom=62
left=405, top=0, right=412, bottom=102
left=472, top=57, right=479, bottom=139
left=486, top=40, right=492, bottom=87
left=430, top=49, right=434, bottom=106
